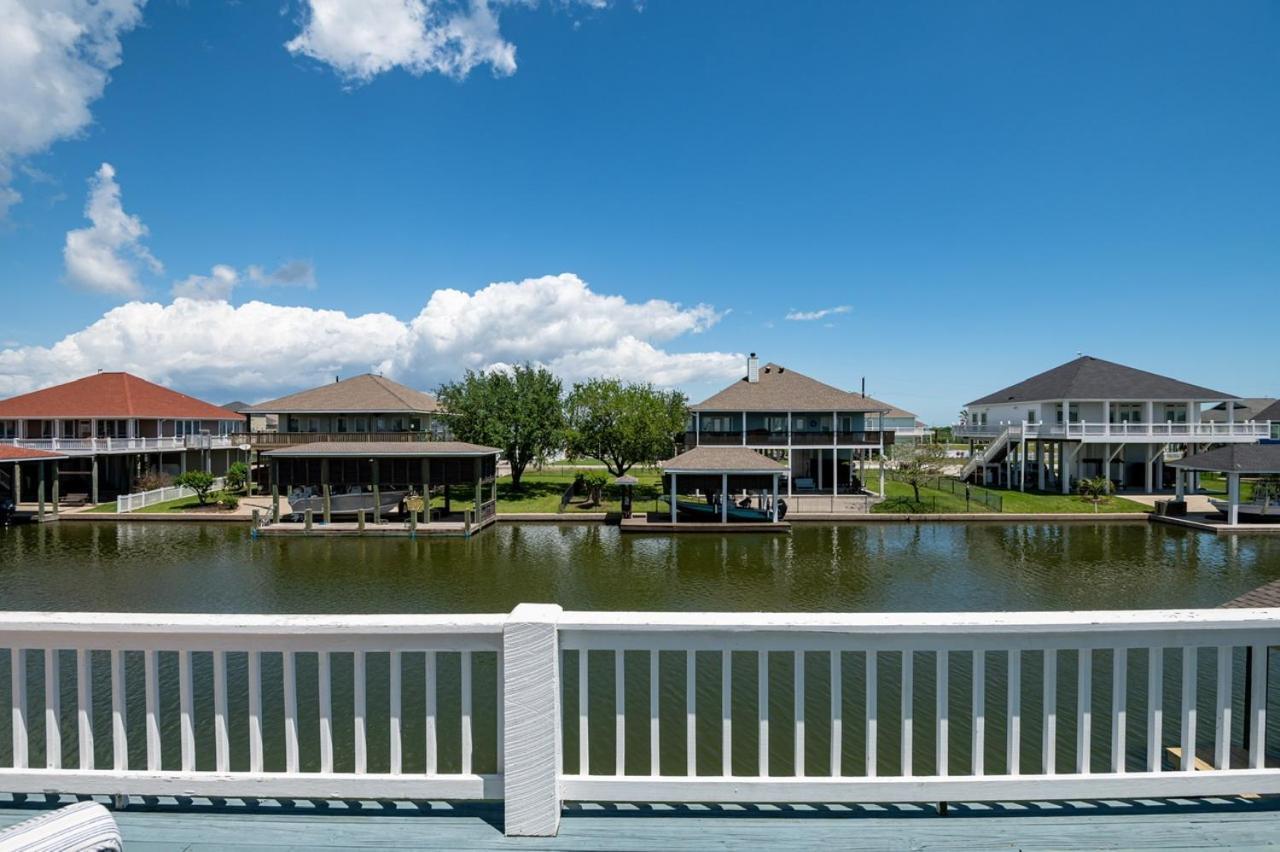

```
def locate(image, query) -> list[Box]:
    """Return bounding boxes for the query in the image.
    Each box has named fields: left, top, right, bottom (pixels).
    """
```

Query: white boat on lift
left=1209, top=498, right=1280, bottom=521
left=288, top=485, right=409, bottom=518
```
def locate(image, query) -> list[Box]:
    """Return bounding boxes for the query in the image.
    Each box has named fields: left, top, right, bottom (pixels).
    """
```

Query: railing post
left=503, top=603, right=563, bottom=837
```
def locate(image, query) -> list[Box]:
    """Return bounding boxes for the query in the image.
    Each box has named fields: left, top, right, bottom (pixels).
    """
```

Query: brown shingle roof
left=0, top=446, right=68, bottom=463
left=659, top=446, right=789, bottom=473
left=0, top=373, right=238, bottom=420
left=1222, top=579, right=1280, bottom=608
left=856, top=394, right=916, bottom=419
left=263, top=441, right=499, bottom=458
left=967, top=356, right=1234, bottom=407
left=691, top=363, right=888, bottom=413
left=245, top=374, right=440, bottom=415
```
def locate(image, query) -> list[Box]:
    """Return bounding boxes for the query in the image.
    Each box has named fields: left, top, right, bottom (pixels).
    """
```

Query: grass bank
left=496, top=469, right=663, bottom=514
left=873, top=479, right=1150, bottom=514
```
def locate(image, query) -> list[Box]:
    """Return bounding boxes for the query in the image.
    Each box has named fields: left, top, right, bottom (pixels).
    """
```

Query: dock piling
left=357, top=508, right=366, bottom=532
left=322, top=484, right=331, bottom=525
left=304, top=508, right=313, bottom=531
left=271, top=485, right=280, bottom=524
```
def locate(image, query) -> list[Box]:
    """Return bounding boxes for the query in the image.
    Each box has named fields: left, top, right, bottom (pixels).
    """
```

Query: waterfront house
left=0, top=372, right=243, bottom=504
left=856, top=395, right=930, bottom=446
left=956, top=355, right=1266, bottom=492
left=1256, top=400, right=1280, bottom=440
left=688, top=355, right=890, bottom=510
left=244, top=373, right=446, bottom=449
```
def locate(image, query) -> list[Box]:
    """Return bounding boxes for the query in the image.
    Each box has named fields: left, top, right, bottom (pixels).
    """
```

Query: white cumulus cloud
left=0, top=0, right=147, bottom=217
left=785, top=304, right=851, bottom=322
left=171, top=264, right=240, bottom=301
left=62, top=162, right=162, bottom=297
left=285, top=0, right=606, bottom=83
left=0, top=273, right=741, bottom=401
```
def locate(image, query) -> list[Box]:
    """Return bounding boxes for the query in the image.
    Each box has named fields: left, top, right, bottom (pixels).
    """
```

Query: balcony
left=1, top=435, right=236, bottom=455
left=248, top=431, right=435, bottom=449
left=685, top=430, right=888, bottom=448
left=955, top=421, right=1270, bottom=443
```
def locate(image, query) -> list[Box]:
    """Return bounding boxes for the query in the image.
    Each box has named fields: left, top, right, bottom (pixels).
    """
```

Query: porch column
left=721, top=473, right=728, bottom=523
left=694, top=412, right=700, bottom=447
left=372, top=458, right=381, bottom=525
left=91, top=457, right=99, bottom=505
left=771, top=474, right=779, bottom=522
left=1144, top=446, right=1154, bottom=493
left=422, top=458, right=431, bottom=525
left=1227, top=400, right=1235, bottom=431
left=1228, top=472, right=1240, bottom=526
left=831, top=447, right=838, bottom=497
left=1061, top=444, right=1072, bottom=495
left=741, top=411, right=746, bottom=446
left=51, top=464, right=59, bottom=517
left=1037, top=440, right=1046, bottom=490
left=670, top=473, right=678, bottom=524
left=1175, top=468, right=1185, bottom=501
left=1019, top=431, right=1026, bottom=492
left=37, top=461, right=45, bottom=520
left=12, top=463, right=19, bottom=504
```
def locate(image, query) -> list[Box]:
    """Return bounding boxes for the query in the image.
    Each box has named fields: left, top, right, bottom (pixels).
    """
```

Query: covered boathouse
left=261, top=441, right=501, bottom=533
left=654, top=445, right=789, bottom=527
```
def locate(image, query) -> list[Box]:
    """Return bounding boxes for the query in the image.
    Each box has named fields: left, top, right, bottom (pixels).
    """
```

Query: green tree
left=225, top=461, right=249, bottom=493
left=1077, top=475, right=1113, bottom=511
left=437, top=364, right=565, bottom=487
left=565, top=378, right=688, bottom=477
left=893, top=442, right=949, bottom=503
left=175, top=470, right=217, bottom=505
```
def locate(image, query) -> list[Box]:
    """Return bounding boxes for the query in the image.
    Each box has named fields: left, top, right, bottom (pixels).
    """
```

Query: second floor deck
left=1, top=434, right=238, bottom=455
left=954, top=420, right=1270, bottom=443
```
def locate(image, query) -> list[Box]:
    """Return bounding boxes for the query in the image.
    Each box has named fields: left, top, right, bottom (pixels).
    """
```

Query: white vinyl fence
left=1, top=606, right=1277, bottom=837
left=117, top=476, right=225, bottom=512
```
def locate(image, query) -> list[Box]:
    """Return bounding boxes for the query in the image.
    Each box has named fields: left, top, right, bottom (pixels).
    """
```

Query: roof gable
left=692, top=363, right=887, bottom=413
left=0, top=373, right=238, bottom=420
left=1254, top=400, right=1280, bottom=423
left=245, top=374, right=440, bottom=415
left=967, top=356, right=1235, bottom=407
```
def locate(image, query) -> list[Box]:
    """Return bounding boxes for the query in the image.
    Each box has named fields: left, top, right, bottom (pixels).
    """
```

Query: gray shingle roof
left=263, top=441, right=499, bottom=458
left=659, top=446, right=789, bottom=473
left=246, top=374, right=440, bottom=415
left=1201, top=398, right=1277, bottom=423
left=1167, top=444, right=1280, bottom=474
left=967, top=356, right=1235, bottom=407
left=692, top=363, right=888, bottom=413
left=1255, top=400, right=1280, bottom=423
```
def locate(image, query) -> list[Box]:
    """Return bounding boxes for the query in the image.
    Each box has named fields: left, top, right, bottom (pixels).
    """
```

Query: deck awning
left=0, top=445, right=68, bottom=464
left=1168, top=444, right=1280, bottom=474
left=659, top=446, right=787, bottom=475
left=262, top=441, right=500, bottom=459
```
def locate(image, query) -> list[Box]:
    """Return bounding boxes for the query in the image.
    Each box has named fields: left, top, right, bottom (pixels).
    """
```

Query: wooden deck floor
left=2, top=797, right=1279, bottom=850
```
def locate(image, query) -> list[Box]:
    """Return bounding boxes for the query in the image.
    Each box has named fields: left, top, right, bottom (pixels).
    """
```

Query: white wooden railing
left=954, top=422, right=1270, bottom=442
left=2, top=606, right=1277, bottom=837
left=1, top=436, right=236, bottom=455
left=116, top=476, right=227, bottom=512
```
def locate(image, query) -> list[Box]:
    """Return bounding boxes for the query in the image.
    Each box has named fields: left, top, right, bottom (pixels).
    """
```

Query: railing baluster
left=1248, top=645, right=1267, bottom=770
left=179, top=650, right=194, bottom=772
left=1042, top=649, right=1056, bottom=775
left=865, top=651, right=877, bottom=777
left=496, top=651, right=504, bottom=775
left=249, top=651, right=263, bottom=773
left=1214, top=646, right=1231, bottom=770
left=461, top=650, right=472, bottom=776
left=1111, top=649, right=1126, bottom=774
left=11, top=649, right=27, bottom=769
left=972, top=650, right=985, bottom=776
left=830, top=650, right=842, bottom=778
left=649, top=650, right=659, bottom=776
left=1077, top=649, right=1091, bottom=774
left=425, top=651, right=437, bottom=775
left=1181, top=647, right=1196, bottom=772
left=615, top=650, right=625, bottom=776
left=722, top=650, right=732, bottom=777
left=389, top=651, right=402, bottom=775
left=1007, top=650, right=1020, bottom=776
left=283, top=651, right=299, bottom=774
left=687, top=650, right=697, bottom=777
left=214, top=651, right=229, bottom=773
left=900, top=650, right=913, bottom=777
left=794, top=650, right=805, bottom=777
left=44, top=648, right=61, bottom=770
left=111, top=649, right=126, bottom=771
left=351, top=650, right=367, bottom=774
left=144, top=649, right=160, bottom=771
left=578, top=650, right=588, bottom=775
left=758, top=650, right=769, bottom=777
left=1147, top=647, right=1162, bottom=773
left=937, top=650, right=949, bottom=777
left=76, top=649, right=92, bottom=771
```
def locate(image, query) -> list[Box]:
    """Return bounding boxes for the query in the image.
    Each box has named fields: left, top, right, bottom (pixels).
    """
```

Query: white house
left=955, top=356, right=1267, bottom=492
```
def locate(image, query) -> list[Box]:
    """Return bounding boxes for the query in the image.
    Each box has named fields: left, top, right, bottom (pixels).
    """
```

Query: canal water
left=1, top=521, right=1277, bottom=783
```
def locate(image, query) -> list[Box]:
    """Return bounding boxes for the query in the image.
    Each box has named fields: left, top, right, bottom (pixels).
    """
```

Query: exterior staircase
left=959, top=426, right=1017, bottom=481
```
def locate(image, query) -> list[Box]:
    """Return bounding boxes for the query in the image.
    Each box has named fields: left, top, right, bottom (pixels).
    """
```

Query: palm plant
left=1077, top=475, right=1113, bottom=512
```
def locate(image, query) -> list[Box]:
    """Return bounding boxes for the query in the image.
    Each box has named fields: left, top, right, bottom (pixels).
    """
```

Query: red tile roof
left=0, top=373, right=237, bottom=420
left=0, top=445, right=67, bottom=462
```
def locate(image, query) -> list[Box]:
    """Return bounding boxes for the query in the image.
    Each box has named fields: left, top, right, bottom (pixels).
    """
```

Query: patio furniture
left=0, top=801, right=121, bottom=851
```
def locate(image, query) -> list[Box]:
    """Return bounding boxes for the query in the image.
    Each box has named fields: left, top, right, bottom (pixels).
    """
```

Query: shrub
left=583, top=470, right=610, bottom=506
left=217, top=492, right=240, bottom=510
left=1077, top=475, right=1113, bottom=511
left=225, top=461, right=249, bottom=493
left=175, top=470, right=217, bottom=505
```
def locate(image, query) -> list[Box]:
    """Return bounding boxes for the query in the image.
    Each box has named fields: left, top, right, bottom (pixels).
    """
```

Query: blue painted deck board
left=1, top=798, right=1279, bottom=850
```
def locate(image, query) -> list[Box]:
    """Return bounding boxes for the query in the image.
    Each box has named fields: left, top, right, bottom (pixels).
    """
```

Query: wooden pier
left=1151, top=512, right=1280, bottom=535
left=619, top=512, right=789, bottom=534
left=255, top=512, right=497, bottom=538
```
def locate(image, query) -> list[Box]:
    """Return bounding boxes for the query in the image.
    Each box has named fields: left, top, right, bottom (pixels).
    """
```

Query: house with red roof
left=0, top=372, right=245, bottom=504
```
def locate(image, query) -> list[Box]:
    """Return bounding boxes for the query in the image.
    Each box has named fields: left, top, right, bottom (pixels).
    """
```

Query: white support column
left=1102, top=401, right=1111, bottom=434
left=1175, top=468, right=1185, bottom=501
left=741, top=411, right=746, bottom=446
left=1037, top=440, right=1045, bottom=491
left=1227, top=400, right=1235, bottom=430
left=771, top=474, right=779, bottom=522
left=1228, top=472, right=1240, bottom=527
left=1061, top=444, right=1073, bottom=495
left=502, top=603, right=563, bottom=837
left=831, top=446, right=838, bottom=498
left=670, top=473, right=678, bottom=524
left=721, top=473, right=728, bottom=523
left=694, top=412, right=700, bottom=448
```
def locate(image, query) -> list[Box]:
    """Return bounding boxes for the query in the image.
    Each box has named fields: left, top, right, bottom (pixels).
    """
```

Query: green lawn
left=84, top=491, right=238, bottom=514
left=497, top=469, right=665, bottom=514
left=547, top=457, right=608, bottom=467
left=872, top=478, right=1151, bottom=514
left=1197, top=472, right=1258, bottom=501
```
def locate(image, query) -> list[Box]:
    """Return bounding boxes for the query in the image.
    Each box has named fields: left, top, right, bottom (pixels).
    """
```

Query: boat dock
left=255, top=513, right=497, bottom=538
left=1151, top=512, right=1280, bottom=535
left=619, top=512, right=790, bottom=533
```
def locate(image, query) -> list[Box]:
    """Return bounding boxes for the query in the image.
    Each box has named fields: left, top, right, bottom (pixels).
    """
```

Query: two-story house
left=0, top=372, right=243, bottom=504
left=243, top=373, right=447, bottom=449
left=956, top=356, right=1265, bottom=492
left=688, top=355, right=891, bottom=511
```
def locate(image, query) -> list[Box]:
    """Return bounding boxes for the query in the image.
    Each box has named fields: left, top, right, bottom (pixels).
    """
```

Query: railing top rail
left=0, top=611, right=506, bottom=638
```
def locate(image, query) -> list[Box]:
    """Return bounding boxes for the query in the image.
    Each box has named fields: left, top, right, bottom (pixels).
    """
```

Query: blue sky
left=1, top=0, right=1278, bottom=421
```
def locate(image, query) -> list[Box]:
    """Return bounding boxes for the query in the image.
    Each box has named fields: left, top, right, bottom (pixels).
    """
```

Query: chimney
left=861, top=377, right=865, bottom=398
left=747, top=353, right=760, bottom=383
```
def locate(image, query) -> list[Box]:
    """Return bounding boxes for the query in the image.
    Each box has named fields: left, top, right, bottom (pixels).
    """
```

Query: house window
left=1163, top=404, right=1188, bottom=424
left=0, top=420, right=14, bottom=439
left=409, top=417, right=422, bottom=432
left=355, top=417, right=368, bottom=433
left=336, top=417, right=348, bottom=433
left=286, top=416, right=300, bottom=433
left=764, top=416, right=786, bottom=433
left=1111, top=403, right=1143, bottom=424
left=702, top=416, right=734, bottom=433
left=96, top=420, right=127, bottom=438
left=1055, top=404, right=1079, bottom=424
